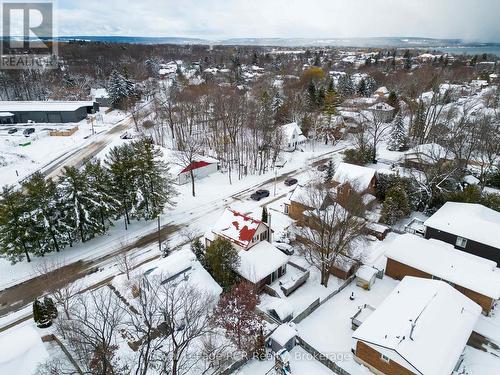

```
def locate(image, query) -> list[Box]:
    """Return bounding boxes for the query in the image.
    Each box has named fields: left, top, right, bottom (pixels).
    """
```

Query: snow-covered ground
left=0, top=140, right=346, bottom=290
left=297, top=275, right=399, bottom=374
left=234, top=346, right=335, bottom=375
left=0, top=108, right=129, bottom=186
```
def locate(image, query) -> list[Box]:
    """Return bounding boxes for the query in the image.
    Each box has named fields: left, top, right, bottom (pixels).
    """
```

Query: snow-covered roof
left=267, top=298, right=294, bottom=321
left=145, top=248, right=222, bottom=296
left=424, top=202, right=500, bottom=250
left=333, top=162, right=376, bottom=192
left=356, top=265, right=378, bottom=281
left=280, top=122, right=303, bottom=140
left=387, top=234, right=500, bottom=300
left=160, top=147, right=219, bottom=176
left=90, top=88, right=109, bottom=99
left=0, top=112, right=14, bottom=117
left=405, top=143, right=452, bottom=163
left=463, top=175, right=480, bottom=185
left=0, top=101, right=95, bottom=112
left=353, top=277, right=481, bottom=375
left=0, top=323, right=49, bottom=375
left=368, top=102, right=394, bottom=112
left=211, top=208, right=264, bottom=249
left=236, top=241, right=289, bottom=283
left=270, top=323, right=297, bottom=346
left=374, top=86, right=389, bottom=94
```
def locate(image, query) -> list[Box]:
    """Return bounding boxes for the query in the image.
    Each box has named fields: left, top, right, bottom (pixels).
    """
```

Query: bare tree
left=56, top=287, right=126, bottom=375
left=115, top=252, right=136, bottom=281
left=175, top=137, right=204, bottom=197
left=156, top=281, right=216, bottom=375
left=361, top=111, right=391, bottom=163
left=294, top=183, right=366, bottom=287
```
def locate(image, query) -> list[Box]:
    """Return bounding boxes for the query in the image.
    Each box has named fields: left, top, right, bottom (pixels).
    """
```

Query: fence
left=42, top=334, right=84, bottom=375
left=49, top=126, right=79, bottom=136
left=296, top=336, right=351, bottom=375
left=291, top=274, right=356, bottom=324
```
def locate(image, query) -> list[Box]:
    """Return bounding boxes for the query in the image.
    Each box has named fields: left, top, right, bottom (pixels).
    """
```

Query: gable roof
left=236, top=240, right=289, bottom=283
left=280, top=122, right=303, bottom=140
left=353, top=277, right=481, bottom=375
left=333, top=162, right=376, bottom=192
left=387, top=234, right=500, bottom=300
left=211, top=208, right=265, bottom=249
left=424, top=202, right=500, bottom=249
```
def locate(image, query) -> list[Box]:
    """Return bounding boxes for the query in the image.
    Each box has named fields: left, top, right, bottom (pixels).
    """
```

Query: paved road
left=0, top=145, right=346, bottom=330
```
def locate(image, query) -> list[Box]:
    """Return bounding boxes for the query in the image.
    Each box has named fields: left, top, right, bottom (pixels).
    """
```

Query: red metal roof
left=180, top=160, right=212, bottom=173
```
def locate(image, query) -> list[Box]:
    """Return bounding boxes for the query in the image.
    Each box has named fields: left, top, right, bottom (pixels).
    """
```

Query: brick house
left=331, top=162, right=376, bottom=207
left=204, top=208, right=288, bottom=290
left=424, top=202, right=500, bottom=264
left=353, top=277, right=481, bottom=375
left=385, top=234, right=500, bottom=314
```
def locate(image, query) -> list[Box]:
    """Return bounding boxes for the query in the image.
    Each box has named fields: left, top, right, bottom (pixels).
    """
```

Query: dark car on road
left=7, top=128, right=17, bottom=134
left=23, top=128, right=35, bottom=136
left=317, top=164, right=328, bottom=172
left=250, top=189, right=270, bottom=201
left=284, top=177, right=298, bottom=186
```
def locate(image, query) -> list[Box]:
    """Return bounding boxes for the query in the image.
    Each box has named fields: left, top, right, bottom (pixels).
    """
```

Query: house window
left=284, top=205, right=289, bottom=214
left=380, top=354, right=390, bottom=363
left=455, top=236, right=467, bottom=248
left=270, top=270, right=278, bottom=283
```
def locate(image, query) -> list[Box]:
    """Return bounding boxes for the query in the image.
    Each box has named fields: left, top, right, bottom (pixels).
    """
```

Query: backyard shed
left=355, top=266, right=378, bottom=290
left=269, top=324, right=297, bottom=353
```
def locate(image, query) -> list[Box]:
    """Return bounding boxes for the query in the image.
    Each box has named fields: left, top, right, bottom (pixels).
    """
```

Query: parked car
left=284, top=177, right=298, bottom=186
left=250, top=189, right=270, bottom=201
left=317, top=164, right=328, bottom=172
left=273, top=242, right=294, bottom=255
left=7, top=128, right=17, bottom=134
left=23, top=128, right=35, bottom=136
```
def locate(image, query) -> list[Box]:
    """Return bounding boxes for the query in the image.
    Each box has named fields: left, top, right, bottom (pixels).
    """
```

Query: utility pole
left=274, top=168, right=277, bottom=196
left=157, top=215, right=161, bottom=253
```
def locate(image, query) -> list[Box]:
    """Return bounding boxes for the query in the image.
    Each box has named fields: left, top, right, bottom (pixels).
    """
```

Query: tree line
left=0, top=138, right=176, bottom=263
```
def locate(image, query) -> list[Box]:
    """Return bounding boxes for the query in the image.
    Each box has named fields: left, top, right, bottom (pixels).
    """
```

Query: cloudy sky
left=56, top=0, right=500, bottom=42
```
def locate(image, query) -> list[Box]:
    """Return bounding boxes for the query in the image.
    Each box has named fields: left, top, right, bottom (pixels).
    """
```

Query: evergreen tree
left=191, top=239, right=205, bottom=264
left=338, top=74, right=355, bottom=97
left=33, top=299, right=52, bottom=328
left=108, top=70, right=129, bottom=108
left=131, top=139, right=176, bottom=220
left=313, top=53, right=321, bottom=67
left=205, top=238, right=240, bottom=291
left=84, top=159, right=120, bottom=232
left=387, top=91, right=400, bottom=114
left=58, top=166, right=103, bottom=243
left=325, top=160, right=335, bottom=183
left=411, top=101, right=427, bottom=142
left=261, top=206, right=268, bottom=223
left=23, top=173, right=69, bottom=255
left=381, top=186, right=411, bottom=225
left=307, top=80, right=317, bottom=110
left=106, top=143, right=136, bottom=227
left=357, top=78, right=367, bottom=97
left=44, top=296, right=58, bottom=319
left=364, top=77, right=377, bottom=97
left=0, top=185, right=33, bottom=263
left=316, top=86, right=326, bottom=108
left=387, top=112, right=409, bottom=151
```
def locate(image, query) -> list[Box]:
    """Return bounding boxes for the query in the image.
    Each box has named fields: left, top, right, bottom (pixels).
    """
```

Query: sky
left=54, top=0, right=500, bottom=42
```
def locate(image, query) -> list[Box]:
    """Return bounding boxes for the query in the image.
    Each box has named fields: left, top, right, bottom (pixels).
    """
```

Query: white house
left=161, top=148, right=219, bottom=185
left=205, top=208, right=289, bottom=290
left=280, top=122, right=307, bottom=152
